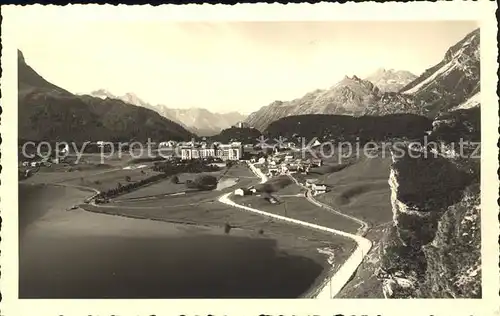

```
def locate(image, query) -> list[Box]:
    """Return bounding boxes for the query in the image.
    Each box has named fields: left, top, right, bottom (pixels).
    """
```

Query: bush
left=125, top=175, right=132, bottom=182
left=186, top=174, right=218, bottom=191
left=171, top=175, right=179, bottom=184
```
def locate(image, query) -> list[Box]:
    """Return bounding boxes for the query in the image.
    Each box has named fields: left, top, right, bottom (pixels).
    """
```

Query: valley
left=16, top=23, right=482, bottom=300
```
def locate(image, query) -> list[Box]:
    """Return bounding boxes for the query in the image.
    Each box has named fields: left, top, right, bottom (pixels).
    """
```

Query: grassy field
left=61, top=167, right=161, bottom=192
left=234, top=195, right=360, bottom=234
left=298, top=156, right=394, bottom=227
left=114, top=164, right=257, bottom=201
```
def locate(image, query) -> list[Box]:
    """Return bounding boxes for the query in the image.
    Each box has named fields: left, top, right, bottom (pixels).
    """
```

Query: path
left=218, top=163, right=372, bottom=299
left=286, top=174, right=370, bottom=236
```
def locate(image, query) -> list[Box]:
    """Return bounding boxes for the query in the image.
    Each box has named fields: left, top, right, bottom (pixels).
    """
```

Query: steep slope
left=210, top=127, right=262, bottom=144
left=378, top=107, right=481, bottom=298
left=245, top=28, right=480, bottom=131
left=88, top=91, right=246, bottom=136
left=399, top=28, right=480, bottom=116
left=335, top=107, right=481, bottom=299
left=18, top=51, right=193, bottom=143
left=365, top=69, right=417, bottom=93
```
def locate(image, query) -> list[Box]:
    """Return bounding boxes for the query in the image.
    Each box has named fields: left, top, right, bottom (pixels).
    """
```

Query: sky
left=15, top=14, right=478, bottom=114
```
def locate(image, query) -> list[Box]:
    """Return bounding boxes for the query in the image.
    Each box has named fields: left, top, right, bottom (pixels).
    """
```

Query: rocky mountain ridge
left=88, top=89, right=246, bottom=136
left=245, top=28, right=480, bottom=131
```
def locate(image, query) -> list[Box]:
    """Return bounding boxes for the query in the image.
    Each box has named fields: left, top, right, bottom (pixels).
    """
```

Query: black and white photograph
left=1, top=2, right=498, bottom=316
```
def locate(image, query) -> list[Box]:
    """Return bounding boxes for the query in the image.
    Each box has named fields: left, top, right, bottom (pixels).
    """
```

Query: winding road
left=286, top=174, right=371, bottom=236
left=46, top=162, right=372, bottom=298
left=217, top=163, right=372, bottom=299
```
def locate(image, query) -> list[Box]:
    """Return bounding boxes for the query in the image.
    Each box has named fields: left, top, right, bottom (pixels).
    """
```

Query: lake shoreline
left=19, top=182, right=335, bottom=298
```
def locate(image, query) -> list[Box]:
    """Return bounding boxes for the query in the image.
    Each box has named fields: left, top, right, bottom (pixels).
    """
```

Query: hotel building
left=180, top=143, right=243, bottom=161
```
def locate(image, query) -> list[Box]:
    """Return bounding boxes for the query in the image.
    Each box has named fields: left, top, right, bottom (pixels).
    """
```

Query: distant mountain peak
left=365, top=68, right=417, bottom=93
left=88, top=89, right=247, bottom=136
left=245, top=28, right=480, bottom=131
left=89, top=89, right=116, bottom=100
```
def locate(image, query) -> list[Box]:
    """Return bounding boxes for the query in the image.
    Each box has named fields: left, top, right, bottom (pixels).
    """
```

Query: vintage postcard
left=0, top=2, right=498, bottom=316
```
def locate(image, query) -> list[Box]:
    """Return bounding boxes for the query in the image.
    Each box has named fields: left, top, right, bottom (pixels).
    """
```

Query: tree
left=224, top=223, right=232, bottom=234
left=185, top=174, right=218, bottom=190
left=194, top=174, right=218, bottom=190
left=171, top=175, right=179, bottom=184
left=125, top=175, right=132, bottom=182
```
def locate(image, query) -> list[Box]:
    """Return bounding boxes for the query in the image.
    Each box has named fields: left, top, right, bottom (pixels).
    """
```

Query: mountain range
left=18, top=51, right=194, bottom=143
left=365, top=69, right=417, bottom=93
left=18, top=28, right=480, bottom=143
left=88, top=90, right=246, bottom=136
left=246, top=28, right=480, bottom=131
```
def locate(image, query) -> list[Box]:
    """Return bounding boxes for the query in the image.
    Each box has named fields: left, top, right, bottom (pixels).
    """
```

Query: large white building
left=180, top=143, right=242, bottom=161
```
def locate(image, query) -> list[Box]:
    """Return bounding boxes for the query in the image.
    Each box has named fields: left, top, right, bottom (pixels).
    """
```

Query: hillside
left=264, top=113, right=433, bottom=143
left=89, top=90, right=246, bottom=136
left=245, top=28, right=480, bottom=131
left=18, top=51, right=194, bottom=143
left=210, top=127, right=262, bottom=144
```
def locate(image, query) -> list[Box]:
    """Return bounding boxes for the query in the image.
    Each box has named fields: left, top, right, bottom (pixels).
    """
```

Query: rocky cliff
left=378, top=107, right=481, bottom=298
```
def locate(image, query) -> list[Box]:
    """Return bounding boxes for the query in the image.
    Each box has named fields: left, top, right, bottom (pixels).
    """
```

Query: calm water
left=19, top=184, right=324, bottom=298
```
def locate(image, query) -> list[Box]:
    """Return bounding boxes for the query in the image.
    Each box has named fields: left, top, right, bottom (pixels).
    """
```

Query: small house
left=311, top=159, right=323, bottom=167
left=280, top=164, right=289, bottom=173
left=263, top=194, right=279, bottom=204
left=305, top=178, right=318, bottom=187
left=312, top=183, right=327, bottom=195
left=267, top=167, right=279, bottom=177
left=287, top=165, right=299, bottom=174
left=234, top=188, right=251, bottom=196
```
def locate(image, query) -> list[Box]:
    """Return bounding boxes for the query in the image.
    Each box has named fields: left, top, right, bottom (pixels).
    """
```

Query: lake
left=19, top=183, right=325, bottom=298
